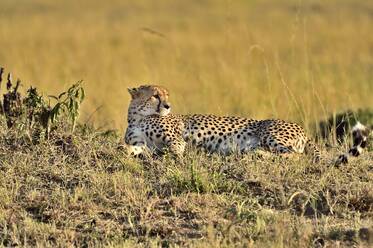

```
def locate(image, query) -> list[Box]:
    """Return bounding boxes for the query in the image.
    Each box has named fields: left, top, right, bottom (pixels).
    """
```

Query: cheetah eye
left=153, top=94, right=160, bottom=100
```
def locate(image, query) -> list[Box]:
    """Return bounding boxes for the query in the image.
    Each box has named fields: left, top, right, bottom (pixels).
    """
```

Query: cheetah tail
left=335, top=122, right=370, bottom=166
left=305, top=139, right=321, bottom=163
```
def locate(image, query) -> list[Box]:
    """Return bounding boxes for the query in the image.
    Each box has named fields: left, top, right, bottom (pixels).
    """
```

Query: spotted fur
left=125, top=85, right=321, bottom=162
left=183, top=115, right=320, bottom=160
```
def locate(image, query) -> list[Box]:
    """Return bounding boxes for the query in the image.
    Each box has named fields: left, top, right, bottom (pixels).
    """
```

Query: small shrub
left=0, top=68, right=85, bottom=142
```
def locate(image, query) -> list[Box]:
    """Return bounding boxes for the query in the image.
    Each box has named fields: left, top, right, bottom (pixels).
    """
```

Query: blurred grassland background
left=0, top=0, right=372, bottom=132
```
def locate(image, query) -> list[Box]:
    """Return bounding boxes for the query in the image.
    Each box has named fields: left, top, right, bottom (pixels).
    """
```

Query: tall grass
left=0, top=0, right=372, bottom=132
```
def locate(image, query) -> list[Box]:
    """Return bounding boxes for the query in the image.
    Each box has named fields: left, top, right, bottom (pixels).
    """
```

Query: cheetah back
left=183, top=115, right=311, bottom=155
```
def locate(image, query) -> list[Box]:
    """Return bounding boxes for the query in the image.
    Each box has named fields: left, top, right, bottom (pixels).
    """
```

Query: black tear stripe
left=156, top=98, right=161, bottom=113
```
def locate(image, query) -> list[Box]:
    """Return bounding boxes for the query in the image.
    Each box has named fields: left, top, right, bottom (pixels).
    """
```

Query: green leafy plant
left=48, top=81, right=85, bottom=132
left=0, top=68, right=85, bottom=140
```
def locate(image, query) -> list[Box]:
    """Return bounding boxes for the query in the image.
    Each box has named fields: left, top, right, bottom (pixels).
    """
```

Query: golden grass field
left=0, top=1, right=372, bottom=247
left=1, top=0, right=372, bottom=132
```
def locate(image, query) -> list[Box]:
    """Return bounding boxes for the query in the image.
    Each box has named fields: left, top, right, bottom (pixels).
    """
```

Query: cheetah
left=125, top=85, right=321, bottom=162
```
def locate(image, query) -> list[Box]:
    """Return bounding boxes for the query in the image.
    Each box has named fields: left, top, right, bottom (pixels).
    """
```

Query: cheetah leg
left=167, top=138, right=186, bottom=158
left=259, top=141, right=303, bottom=161
left=252, top=148, right=299, bottom=161
left=274, top=147, right=301, bottom=160
left=304, top=140, right=321, bottom=163
left=263, top=142, right=293, bottom=155
left=127, top=144, right=147, bottom=156
left=252, top=149, right=273, bottom=159
left=125, top=129, right=149, bottom=157
left=278, top=152, right=300, bottom=160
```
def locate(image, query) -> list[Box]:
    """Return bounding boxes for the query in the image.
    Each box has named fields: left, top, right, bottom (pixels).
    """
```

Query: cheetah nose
left=164, top=104, right=170, bottom=109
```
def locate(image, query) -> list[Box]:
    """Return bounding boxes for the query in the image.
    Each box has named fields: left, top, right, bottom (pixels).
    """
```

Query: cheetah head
left=127, top=85, right=171, bottom=117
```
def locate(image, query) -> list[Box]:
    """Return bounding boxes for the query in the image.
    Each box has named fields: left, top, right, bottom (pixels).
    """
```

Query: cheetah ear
left=127, top=87, right=138, bottom=99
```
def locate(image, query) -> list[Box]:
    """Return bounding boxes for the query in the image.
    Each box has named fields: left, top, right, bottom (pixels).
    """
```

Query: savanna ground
left=0, top=0, right=372, bottom=247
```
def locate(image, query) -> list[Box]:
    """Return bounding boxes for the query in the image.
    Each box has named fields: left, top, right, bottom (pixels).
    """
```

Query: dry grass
left=0, top=0, right=372, bottom=247
left=0, top=121, right=372, bottom=247
left=1, top=0, right=372, bottom=131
